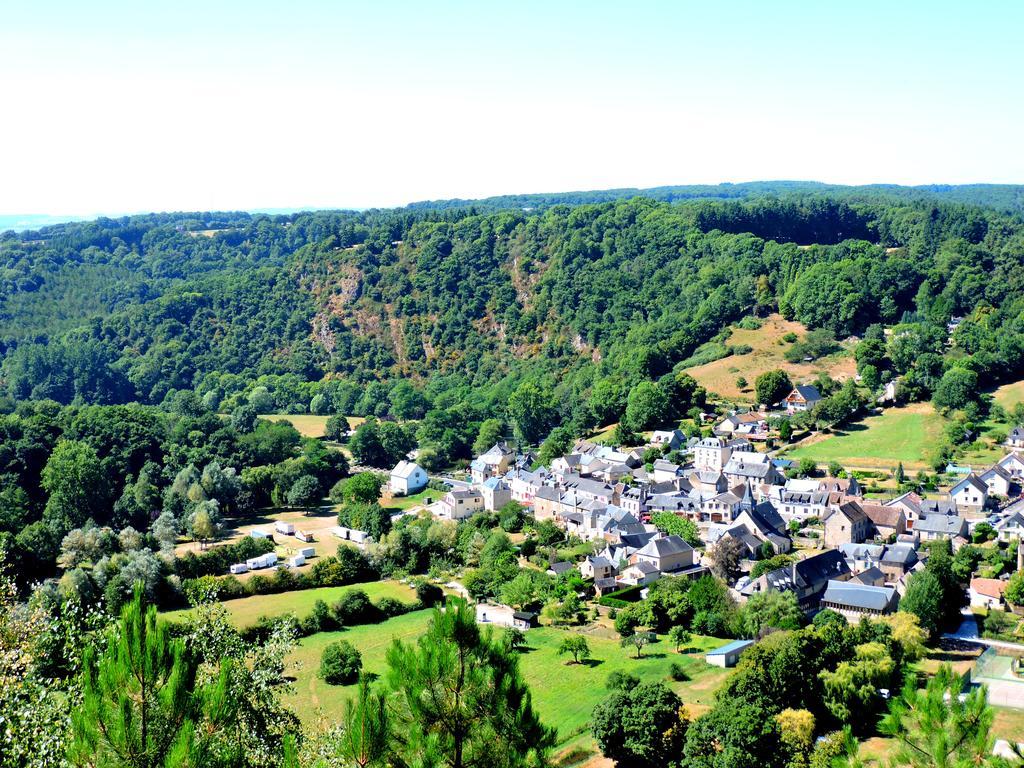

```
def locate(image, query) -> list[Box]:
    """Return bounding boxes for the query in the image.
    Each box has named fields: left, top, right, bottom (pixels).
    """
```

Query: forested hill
left=406, top=181, right=1024, bottom=215
left=0, top=189, right=1023, bottom=436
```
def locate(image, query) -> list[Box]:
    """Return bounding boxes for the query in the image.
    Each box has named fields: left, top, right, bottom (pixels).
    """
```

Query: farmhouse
left=822, top=502, right=871, bottom=547
left=779, top=384, right=822, bottom=413
left=994, top=509, right=1024, bottom=542
left=859, top=502, right=906, bottom=539
left=390, top=460, right=428, bottom=495
left=980, top=464, right=1014, bottom=498
left=914, top=513, right=967, bottom=541
left=630, top=534, right=695, bottom=574
left=649, top=429, right=685, bottom=450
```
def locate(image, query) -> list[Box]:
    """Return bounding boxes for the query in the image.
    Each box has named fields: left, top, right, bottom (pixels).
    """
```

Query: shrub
left=300, top=599, right=336, bottom=635
left=332, top=589, right=376, bottom=625
left=376, top=596, right=407, bottom=618
left=668, top=661, right=690, bottom=681
left=319, top=640, right=362, bottom=685
left=415, top=581, right=444, bottom=607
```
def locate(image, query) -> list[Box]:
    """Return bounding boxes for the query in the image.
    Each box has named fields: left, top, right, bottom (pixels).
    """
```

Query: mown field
left=163, top=579, right=416, bottom=629
left=685, top=314, right=856, bottom=402
left=994, top=379, right=1024, bottom=412
left=284, top=610, right=733, bottom=751
left=785, top=402, right=944, bottom=471
left=257, top=414, right=366, bottom=438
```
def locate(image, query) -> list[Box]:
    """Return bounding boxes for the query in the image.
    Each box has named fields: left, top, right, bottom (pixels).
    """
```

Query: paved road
left=943, top=608, right=1024, bottom=652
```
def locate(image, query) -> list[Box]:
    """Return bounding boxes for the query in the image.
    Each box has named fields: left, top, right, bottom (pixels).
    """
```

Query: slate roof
left=880, top=544, right=917, bottom=566
left=547, top=562, right=573, bottom=575
left=635, top=534, right=693, bottom=558
left=914, top=515, right=966, bottom=535
left=952, top=473, right=988, bottom=496
left=822, top=580, right=896, bottom=611
left=860, top=502, right=903, bottom=529
left=391, top=460, right=423, bottom=478
left=853, top=566, right=886, bottom=585
left=793, top=384, right=822, bottom=401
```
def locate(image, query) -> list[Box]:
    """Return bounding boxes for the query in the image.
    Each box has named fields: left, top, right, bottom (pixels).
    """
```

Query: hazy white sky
left=2, top=0, right=1022, bottom=214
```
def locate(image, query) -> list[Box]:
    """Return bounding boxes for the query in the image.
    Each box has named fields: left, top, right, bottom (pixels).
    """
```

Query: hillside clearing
left=684, top=314, right=856, bottom=402
left=257, top=414, right=365, bottom=438
left=284, top=611, right=732, bottom=747
left=785, top=402, right=943, bottom=471
left=162, top=579, right=416, bottom=628
left=994, top=379, right=1024, bottom=412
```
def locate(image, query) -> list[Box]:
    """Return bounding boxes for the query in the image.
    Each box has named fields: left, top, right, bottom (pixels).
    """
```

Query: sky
left=2, top=0, right=1023, bottom=215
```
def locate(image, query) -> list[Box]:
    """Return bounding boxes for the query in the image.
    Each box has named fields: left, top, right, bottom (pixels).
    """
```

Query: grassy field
left=380, top=488, right=439, bottom=513
left=994, top=379, right=1024, bottom=412
left=257, top=414, right=366, bottom=438
left=685, top=314, right=856, bottom=402
left=284, top=611, right=733, bottom=748
left=163, top=579, right=416, bottom=629
left=785, top=402, right=944, bottom=471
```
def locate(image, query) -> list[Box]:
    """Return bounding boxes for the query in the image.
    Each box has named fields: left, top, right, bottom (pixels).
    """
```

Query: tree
left=819, top=641, right=895, bottom=728
left=755, top=370, right=792, bottom=407
left=668, top=625, right=691, bottom=652
left=1005, top=570, right=1024, bottom=606
left=319, top=640, right=363, bottom=685
left=708, top=536, right=745, bottom=581
left=899, top=570, right=945, bottom=638
left=591, top=681, right=687, bottom=768
left=880, top=664, right=1001, bottom=767
left=500, top=571, right=539, bottom=611
left=895, top=462, right=906, bottom=484
left=324, top=414, right=351, bottom=441
left=502, top=628, right=527, bottom=653
left=151, top=512, right=178, bottom=552
left=879, top=612, right=928, bottom=662
left=621, top=631, right=654, bottom=659
left=736, top=376, right=748, bottom=390
left=682, top=698, right=781, bottom=768
left=558, top=635, right=590, bottom=665
left=507, top=381, right=556, bottom=445
left=41, top=439, right=107, bottom=538
left=286, top=475, right=322, bottom=508
left=625, top=381, right=669, bottom=430
left=473, top=418, right=505, bottom=456
left=330, top=676, right=391, bottom=767
left=68, top=588, right=213, bottom=767
left=538, top=426, right=574, bottom=466
left=332, top=472, right=385, bottom=505
left=778, top=418, right=793, bottom=442
left=933, top=367, right=979, bottom=411
left=650, top=512, right=701, bottom=546
left=230, top=404, right=258, bottom=433
left=385, top=599, right=556, bottom=768
left=190, top=507, right=216, bottom=549
left=776, top=708, right=816, bottom=768
left=739, top=590, right=804, bottom=637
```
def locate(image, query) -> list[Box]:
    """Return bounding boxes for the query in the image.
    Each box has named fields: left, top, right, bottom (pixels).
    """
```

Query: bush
left=415, top=581, right=444, bottom=607
left=300, top=599, right=337, bottom=635
left=319, top=640, right=362, bottom=685
left=376, top=596, right=408, bottom=618
left=668, top=662, right=690, bottom=681
left=332, top=589, right=376, bottom=625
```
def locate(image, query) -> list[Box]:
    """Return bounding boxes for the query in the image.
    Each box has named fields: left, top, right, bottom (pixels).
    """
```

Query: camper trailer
left=246, top=556, right=265, bottom=570
left=299, top=547, right=316, bottom=559
left=229, top=563, right=249, bottom=575
left=275, top=521, right=296, bottom=535
left=287, top=554, right=306, bottom=568
left=296, top=530, right=313, bottom=543
left=250, top=530, right=270, bottom=540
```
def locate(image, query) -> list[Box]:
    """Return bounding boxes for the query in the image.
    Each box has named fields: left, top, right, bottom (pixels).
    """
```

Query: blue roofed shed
left=705, top=639, right=754, bottom=668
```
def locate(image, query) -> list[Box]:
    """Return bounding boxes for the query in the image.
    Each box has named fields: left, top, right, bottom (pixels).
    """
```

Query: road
left=943, top=608, right=1024, bottom=652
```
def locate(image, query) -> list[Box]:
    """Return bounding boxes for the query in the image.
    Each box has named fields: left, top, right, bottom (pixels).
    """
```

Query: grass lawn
left=163, top=579, right=416, bottom=629
left=285, top=612, right=734, bottom=748
left=257, top=414, right=366, bottom=438
left=785, top=402, right=944, bottom=471
left=684, top=314, right=857, bottom=402
left=994, top=379, right=1024, bottom=412
left=380, top=489, right=440, bottom=513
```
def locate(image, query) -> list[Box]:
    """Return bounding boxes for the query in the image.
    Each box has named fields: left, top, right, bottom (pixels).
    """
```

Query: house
left=651, top=459, right=683, bottom=484
left=886, top=492, right=924, bottom=531
left=470, top=442, right=514, bottom=484
left=1005, top=426, right=1024, bottom=450
left=620, top=485, right=648, bottom=516
left=481, top=477, right=513, bottom=511
left=579, top=555, right=617, bottom=581
left=533, top=486, right=562, bottom=521
left=818, top=476, right=862, bottom=499
left=820, top=580, right=899, bottom=622
left=438, top=488, right=485, bottom=520
left=693, top=437, right=732, bottom=472
left=980, top=464, right=1014, bottom=499
left=593, top=577, right=620, bottom=597
left=780, top=384, right=822, bottom=413
left=949, top=474, right=988, bottom=514
left=650, top=429, right=685, bottom=450
left=547, top=561, right=574, bottom=577
left=859, top=502, right=907, bottom=539
left=506, top=467, right=548, bottom=505
left=723, top=451, right=779, bottom=489
left=618, top=560, right=661, bottom=586
left=852, top=566, right=886, bottom=587
left=997, top=451, right=1024, bottom=479
left=715, top=411, right=769, bottom=439
left=728, top=502, right=792, bottom=554
left=822, top=502, right=872, bottom=547
left=994, top=509, right=1024, bottom=542
left=742, top=549, right=852, bottom=610
left=878, top=544, right=918, bottom=581
left=969, top=578, right=1009, bottom=610
left=839, top=543, right=886, bottom=573
left=914, top=514, right=967, bottom=541
left=775, top=489, right=830, bottom=523
left=390, top=460, right=428, bottom=495
left=631, top=534, right=695, bottom=574
left=705, top=639, right=754, bottom=668
left=512, top=611, right=539, bottom=630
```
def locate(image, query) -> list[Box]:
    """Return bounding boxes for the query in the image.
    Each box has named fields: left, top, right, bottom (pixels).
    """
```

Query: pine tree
left=385, top=598, right=556, bottom=768
left=68, top=586, right=209, bottom=768
left=895, top=462, right=906, bottom=484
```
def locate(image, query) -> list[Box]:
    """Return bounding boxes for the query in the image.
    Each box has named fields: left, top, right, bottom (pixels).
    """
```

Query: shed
left=296, top=530, right=314, bottom=543
left=512, top=611, right=539, bottom=630
left=705, top=639, right=754, bottom=668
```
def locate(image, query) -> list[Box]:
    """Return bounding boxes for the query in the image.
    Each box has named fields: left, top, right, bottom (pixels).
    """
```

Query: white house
left=390, top=460, right=428, bottom=495
left=438, top=488, right=485, bottom=520
left=1005, top=426, right=1024, bottom=450
left=980, top=465, right=1013, bottom=498
left=470, top=443, right=514, bottom=484
left=649, top=429, right=685, bottom=450
left=481, top=477, right=513, bottom=511
left=631, top=534, right=695, bottom=574
left=950, top=474, right=988, bottom=514
left=693, top=437, right=731, bottom=472
left=969, top=578, right=1007, bottom=610
left=994, top=510, right=1024, bottom=542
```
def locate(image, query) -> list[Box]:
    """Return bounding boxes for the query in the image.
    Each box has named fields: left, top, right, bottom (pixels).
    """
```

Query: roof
left=512, top=611, right=537, bottom=621
left=635, top=534, right=693, bottom=559
left=826, top=501, right=870, bottom=526
left=970, top=578, right=1008, bottom=599
left=880, top=544, right=918, bottom=566
left=853, top=566, right=886, bottom=584
left=706, top=639, right=754, bottom=657
left=482, top=477, right=508, bottom=490
left=585, top=555, right=614, bottom=569
left=391, top=460, right=423, bottom=478
left=547, top=561, right=573, bottom=575
left=860, top=502, right=904, bottom=529
left=822, top=580, right=896, bottom=611
left=982, top=464, right=1013, bottom=481
left=952, top=474, right=988, bottom=495
left=914, top=515, right=966, bottom=534
left=790, top=384, right=822, bottom=401
left=627, top=560, right=660, bottom=574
